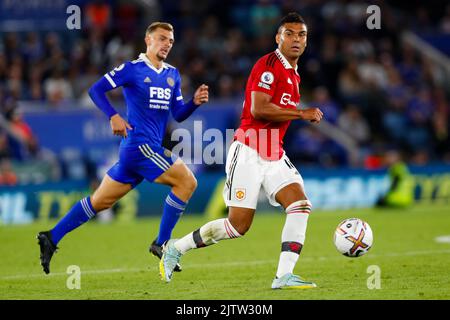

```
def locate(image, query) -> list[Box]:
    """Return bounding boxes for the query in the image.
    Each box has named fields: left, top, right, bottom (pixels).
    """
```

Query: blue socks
left=50, top=197, right=97, bottom=245
left=49, top=193, right=186, bottom=247
left=156, top=192, right=187, bottom=245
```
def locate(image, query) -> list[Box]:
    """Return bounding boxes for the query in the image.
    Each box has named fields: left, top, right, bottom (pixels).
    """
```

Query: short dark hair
left=278, top=12, right=306, bottom=32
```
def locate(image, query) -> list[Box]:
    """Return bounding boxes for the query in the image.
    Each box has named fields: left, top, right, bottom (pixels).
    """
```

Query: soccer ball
left=333, top=218, right=373, bottom=257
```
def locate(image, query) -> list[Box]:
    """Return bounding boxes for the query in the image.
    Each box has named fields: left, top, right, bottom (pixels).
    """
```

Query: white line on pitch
left=1, top=249, right=449, bottom=281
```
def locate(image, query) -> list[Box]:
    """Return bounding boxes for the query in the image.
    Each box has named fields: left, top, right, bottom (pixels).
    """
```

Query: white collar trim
left=138, top=53, right=168, bottom=73
left=275, top=49, right=298, bottom=71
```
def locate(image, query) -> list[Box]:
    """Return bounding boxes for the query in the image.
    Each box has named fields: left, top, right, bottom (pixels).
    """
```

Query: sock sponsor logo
left=281, top=241, right=303, bottom=254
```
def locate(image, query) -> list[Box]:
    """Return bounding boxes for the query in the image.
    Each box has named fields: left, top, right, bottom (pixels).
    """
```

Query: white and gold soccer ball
left=334, top=218, right=373, bottom=257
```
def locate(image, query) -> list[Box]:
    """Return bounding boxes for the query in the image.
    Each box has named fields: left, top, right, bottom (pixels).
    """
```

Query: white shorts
left=223, top=141, right=305, bottom=209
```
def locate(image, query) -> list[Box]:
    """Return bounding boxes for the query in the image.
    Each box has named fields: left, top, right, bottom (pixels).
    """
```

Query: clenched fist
left=299, top=107, right=323, bottom=123
left=193, top=84, right=209, bottom=105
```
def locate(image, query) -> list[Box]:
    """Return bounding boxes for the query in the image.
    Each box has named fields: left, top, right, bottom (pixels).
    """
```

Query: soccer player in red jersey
left=160, top=12, right=323, bottom=289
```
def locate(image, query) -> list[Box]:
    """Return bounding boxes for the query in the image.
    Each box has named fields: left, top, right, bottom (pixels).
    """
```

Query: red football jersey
left=234, top=49, right=301, bottom=160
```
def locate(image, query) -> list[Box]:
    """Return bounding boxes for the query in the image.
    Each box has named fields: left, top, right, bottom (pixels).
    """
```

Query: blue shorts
left=107, top=144, right=177, bottom=188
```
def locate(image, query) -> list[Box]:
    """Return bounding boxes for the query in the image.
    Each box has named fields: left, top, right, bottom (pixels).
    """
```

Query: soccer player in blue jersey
left=37, top=22, right=209, bottom=274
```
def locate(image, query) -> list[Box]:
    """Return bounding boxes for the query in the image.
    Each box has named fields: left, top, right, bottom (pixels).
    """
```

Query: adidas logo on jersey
left=144, top=77, right=151, bottom=83
left=287, top=78, right=293, bottom=84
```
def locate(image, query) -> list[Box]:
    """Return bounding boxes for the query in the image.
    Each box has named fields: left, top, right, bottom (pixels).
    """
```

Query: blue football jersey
left=103, top=53, right=184, bottom=147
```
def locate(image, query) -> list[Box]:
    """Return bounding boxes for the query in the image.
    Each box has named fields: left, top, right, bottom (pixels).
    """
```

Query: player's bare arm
left=250, top=91, right=323, bottom=123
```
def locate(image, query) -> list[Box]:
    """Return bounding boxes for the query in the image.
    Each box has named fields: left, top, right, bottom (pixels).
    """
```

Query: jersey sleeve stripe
left=226, top=144, right=242, bottom=200
left=269, top=55, right=276, bottom=67
left=266, top=53, right=276, bottom=68
left=104, top=73, right=117, bottom=88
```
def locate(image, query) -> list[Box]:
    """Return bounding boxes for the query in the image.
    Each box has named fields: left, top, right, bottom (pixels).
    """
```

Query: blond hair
left=145, top=22, right=174, bottom=36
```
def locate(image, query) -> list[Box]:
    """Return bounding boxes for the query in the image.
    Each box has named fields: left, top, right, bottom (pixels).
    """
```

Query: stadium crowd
left=0, top=0, right=449, bottom=183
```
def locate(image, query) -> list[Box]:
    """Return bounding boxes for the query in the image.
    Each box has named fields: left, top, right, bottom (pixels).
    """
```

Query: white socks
left=174, top=218, right=241, bottom=254
left=276, top=200, right=312, bottom=278
left=172, top=199, right=311, bottom=280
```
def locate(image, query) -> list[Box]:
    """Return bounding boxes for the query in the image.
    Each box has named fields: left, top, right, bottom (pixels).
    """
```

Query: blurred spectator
left=440, top=4, right=450, bottom=33
left=431, top=88, right=450, bottom=158
left=337, top=105, right=370, bottom=145
left=290, top=126, right=325, bottom=164
left=0, top=159, right=18, bottom=186
left=198, top=16, right=223, bottom=54
left=44, top=69, right=74, bottom=106
left=396, top=44, right=421, bottom=87
left=376, top=150, right=414, bottom=208
left=6, top=60, right=24, bottom=99
left=358, top=54, right=388, bottom=90
left=249, top=0, right=281, bottom=37
left=5, top=106, right=39, bottom=160
left=310, top=86, right=340, bottom=124
left=85, top=0, right=112, bottom=32
left=0, top=131, right=10, bottom=160
left=405, top=87, right=433, bottom=150
left=338, top=60, right=366, bottom=103
left=0, top=0, right=448, bottom=169
left=27, top=65, right=45, bottom=101
left=218, top=75, right=235, bottom=98
left=23, top=32, right=44, bottom=63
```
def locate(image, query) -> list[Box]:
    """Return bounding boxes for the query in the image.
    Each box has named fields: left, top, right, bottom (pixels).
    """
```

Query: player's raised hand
left=299, top=107, right=323, bottom=123
left=110, top=114, right=133, bottom=138
left=193, top=84, right=209, bottom=105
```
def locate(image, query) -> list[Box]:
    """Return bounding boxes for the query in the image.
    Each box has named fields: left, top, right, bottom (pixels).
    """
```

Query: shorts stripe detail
left=154, top=152, right=171, bottom=170
left=284, top=159, right=293, bottom=169
left=166, top=195, right=186, bottom=211
left=104, top=73, right=117, bottom=88
left=139, top=145, right=170, bottom=171
left=138, top=145, right=167, bottom=171
left=81, top=198, right=95, bottom=219
left=145, top=144, right=172, bottom=169
left=287, top=159, right=295, bottom=168
left=224, top=219, right=238, bottom=239
left=227, top=144, right=241, bottom=200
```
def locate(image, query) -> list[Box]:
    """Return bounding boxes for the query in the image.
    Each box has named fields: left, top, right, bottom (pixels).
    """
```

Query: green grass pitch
left=1, top=204, right=449, bottom=300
